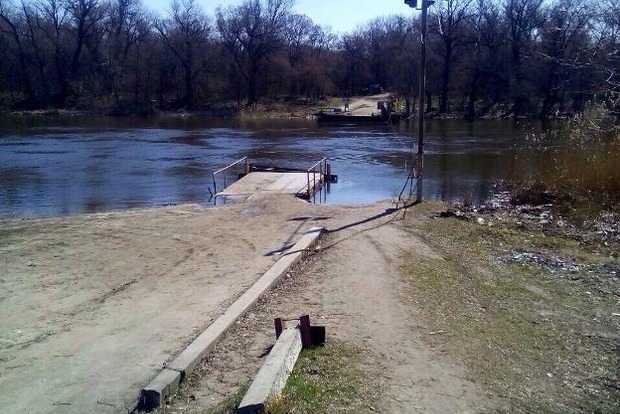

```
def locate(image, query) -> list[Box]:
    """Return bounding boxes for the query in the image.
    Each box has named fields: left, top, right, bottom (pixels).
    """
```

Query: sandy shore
left=0, top=195, right=398, bottom=414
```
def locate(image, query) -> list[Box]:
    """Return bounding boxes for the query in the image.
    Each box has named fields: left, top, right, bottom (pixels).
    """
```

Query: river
left=0, top=115, right=601, bottom=218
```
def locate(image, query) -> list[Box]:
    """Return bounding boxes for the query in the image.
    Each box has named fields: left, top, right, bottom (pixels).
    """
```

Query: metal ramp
left=212, top=157, right=330, bottom=202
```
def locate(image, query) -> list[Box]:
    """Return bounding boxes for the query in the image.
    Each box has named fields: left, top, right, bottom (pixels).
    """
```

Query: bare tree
left=0, top=0, right=36, bottom=105
left=363, top=18, right=390, bottom=89
left=381, top=15, right=418, bottom=109
left=103, top=0, right=150, bottom=103
left=20, top=1, right=51, bottom=102
left=348, top=15, right=418, bottom=108
left=339, top=31, right=368, bottom=95
left=283, top=13, right=334, bottom=96
left=155, top=0, right=210, bottom=107
left=593, top=0, right=620, bottom=99
left=216, top=0, right=293, bottom=105
left=536, top=0, right=590, bottom=117
left=502, top=0, right=544, bottom=115
left=430, top=0, right=474, bottom=113
left=32, top=0, right=70, bottom=104
left=65, top=0, right=104, bottom=82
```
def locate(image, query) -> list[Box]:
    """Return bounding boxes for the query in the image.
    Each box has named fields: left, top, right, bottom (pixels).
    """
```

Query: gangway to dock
left=212, top=157, right=331, bottom=202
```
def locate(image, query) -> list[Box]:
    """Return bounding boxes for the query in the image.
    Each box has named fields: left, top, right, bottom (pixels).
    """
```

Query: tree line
left=0, top=0, right=618, bottom=118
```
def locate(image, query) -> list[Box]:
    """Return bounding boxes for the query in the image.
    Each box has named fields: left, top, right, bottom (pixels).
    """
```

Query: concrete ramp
left=217, top=172, right=322, bottom=200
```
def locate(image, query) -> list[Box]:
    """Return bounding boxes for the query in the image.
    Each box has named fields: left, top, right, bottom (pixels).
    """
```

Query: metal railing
left=213, top=156, right=328, bottom=202
left=305, top=157, right=328, bottom=201
left=212, top=157, right=248, bottom=194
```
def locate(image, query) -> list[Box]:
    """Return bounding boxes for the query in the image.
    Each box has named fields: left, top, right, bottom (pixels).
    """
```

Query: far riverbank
left=1, top=93, right=584, bottom=122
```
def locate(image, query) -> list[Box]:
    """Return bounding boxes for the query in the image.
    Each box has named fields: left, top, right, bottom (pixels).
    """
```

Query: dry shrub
left=512, top=105, right=620, bottom=226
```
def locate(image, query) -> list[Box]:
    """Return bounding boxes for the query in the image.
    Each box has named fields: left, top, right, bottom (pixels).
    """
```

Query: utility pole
left=405, top=0, right=432, bottom=201
left=405, top=0, right=430, bottom=155
left=418, top=0, right=428, bottom=156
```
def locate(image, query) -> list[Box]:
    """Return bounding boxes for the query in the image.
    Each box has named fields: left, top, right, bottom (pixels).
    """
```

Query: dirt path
left=316, top=225, right=483, bottom=412
left=158, top=205, right=488, bottom=413
left=340, top=93, right=391, bottom=116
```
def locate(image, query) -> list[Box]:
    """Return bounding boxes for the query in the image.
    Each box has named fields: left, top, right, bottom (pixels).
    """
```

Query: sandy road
left=316, top=225, right=483, bottom=412
left=0, top=196, right=382, bottom=414
left=343, top=93, right=392, bottom=116
left=1, top=195, right=488, bottom=413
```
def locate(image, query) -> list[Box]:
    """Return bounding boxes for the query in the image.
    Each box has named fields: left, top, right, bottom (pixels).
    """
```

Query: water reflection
left=0, top=115, right=612, bottom=218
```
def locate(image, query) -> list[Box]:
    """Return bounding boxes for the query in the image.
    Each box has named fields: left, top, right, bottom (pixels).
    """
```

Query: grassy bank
left=203, top=341, right=376, bottom=414
left=400, top=209, right=619, bottom=412
left=244, top=204, right=618, bottom=413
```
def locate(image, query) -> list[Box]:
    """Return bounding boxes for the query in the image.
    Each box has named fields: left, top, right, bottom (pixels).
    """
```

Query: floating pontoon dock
left=212, top=157, right=331, bottom=201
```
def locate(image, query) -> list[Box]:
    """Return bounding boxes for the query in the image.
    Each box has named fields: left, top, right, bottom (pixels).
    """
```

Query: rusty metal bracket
left=273, top=315, right=325, bottom=347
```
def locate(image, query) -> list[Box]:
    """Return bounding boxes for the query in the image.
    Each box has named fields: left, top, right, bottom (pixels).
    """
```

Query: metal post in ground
left=416, top=153, right=424, bottom=203
left=274, top=318, right=283, bottom=339
left=299, top=315, right=312, bottom=348
left=313, top=171, right=316, bottom=203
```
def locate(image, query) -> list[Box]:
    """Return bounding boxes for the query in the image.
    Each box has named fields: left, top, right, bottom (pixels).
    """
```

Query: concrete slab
left=140, top=369, right=181, bottom=409
left=237, top=327, right=302, bottom=414
left=139, top=227, right=323, bottom=410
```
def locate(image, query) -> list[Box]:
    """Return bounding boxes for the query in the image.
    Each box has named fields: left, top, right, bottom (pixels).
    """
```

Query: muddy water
left=0, top=115, right=612, bottom=217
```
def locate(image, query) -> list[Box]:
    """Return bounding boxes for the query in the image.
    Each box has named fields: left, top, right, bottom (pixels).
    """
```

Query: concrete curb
left=139, top=227, right=323, bottom=410
left=236, top=327, right=302, bottom=414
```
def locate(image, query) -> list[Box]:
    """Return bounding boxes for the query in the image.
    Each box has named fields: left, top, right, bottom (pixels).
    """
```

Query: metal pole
left=418, top=0, right=428, bottom=156
left=416, top=153, right=424, bottom=202
left=313, top=170, right=316, bottom=202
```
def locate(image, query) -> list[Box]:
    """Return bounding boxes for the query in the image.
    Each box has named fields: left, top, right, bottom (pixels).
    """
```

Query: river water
left=0, top=115, right=598, bottom=218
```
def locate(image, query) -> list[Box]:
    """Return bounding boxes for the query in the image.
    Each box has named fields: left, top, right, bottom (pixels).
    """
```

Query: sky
left=146, top=0, right=413, bottom=34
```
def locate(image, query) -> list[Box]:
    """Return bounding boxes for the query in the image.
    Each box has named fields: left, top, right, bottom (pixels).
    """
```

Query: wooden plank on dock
left=217, top=172, right=322, bottom=199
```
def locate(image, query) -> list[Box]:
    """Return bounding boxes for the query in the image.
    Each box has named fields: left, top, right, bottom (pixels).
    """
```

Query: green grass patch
left=267, top=341, right=377, bottom=414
